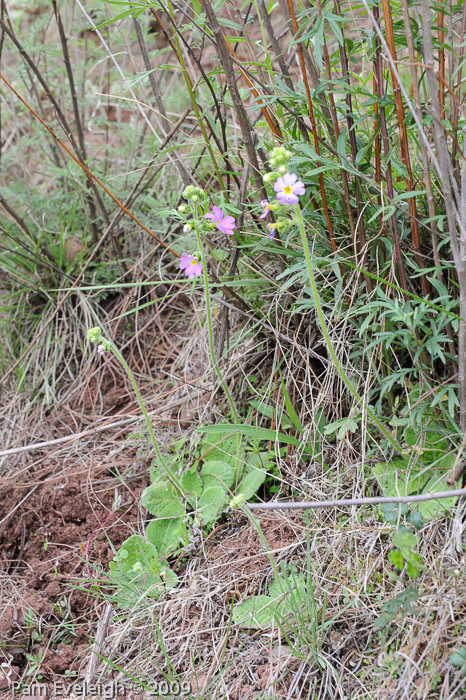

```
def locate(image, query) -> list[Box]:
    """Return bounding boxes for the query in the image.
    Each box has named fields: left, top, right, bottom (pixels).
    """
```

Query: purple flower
left=274, top=173, right=305, bottom=206
left=267, top=223, right=278, bottom=240
left=259, top=199, right=270, bottom=219
left=97, top=344, right=106, bottom=355
left=204, top=205, right=235, bottom=235
left=180, top=253, right=203, bottom=279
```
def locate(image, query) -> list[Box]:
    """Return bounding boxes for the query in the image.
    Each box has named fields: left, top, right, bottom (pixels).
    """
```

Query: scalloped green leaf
left=181, top=468, right=203, bottom=507
left=269, top=573, right=307, bottom=610
left=232, top=596, right=281, bottom=628
left=450, top=650, right=466, bottom=668
left=373, top=457, right=458, bottom=520
left=113, top=535, right=159, bottom=574
left=201, top=460, right=234, bottom=491
left=198, top=486, right=226, bottom=524
left=237, top=469, right=266, bottom=500
left=109, top=535, right=178, bottom=608
left=141, top=482, right=184, bottom=517
left=146, top=516, right=187, bottom=557
left=200, top=432, right=238, bottom=468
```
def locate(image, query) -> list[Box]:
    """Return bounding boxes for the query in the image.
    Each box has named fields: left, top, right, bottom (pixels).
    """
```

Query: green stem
left=295, top=205, right=402, bottom=452
left=194, top=220, right=238, bottom=423
left=109, top=341, right=185, bottom=497
left=193, top=208, right=242, bottom=479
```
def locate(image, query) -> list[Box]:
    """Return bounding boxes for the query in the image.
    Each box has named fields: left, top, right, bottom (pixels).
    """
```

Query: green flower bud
left=230, top=494, right=246, bottom=509
left=270, top=146, right=292, bottom=167
left=87, top=327, right=103, bottom=344
left=182, top=185, right=205, bottom=202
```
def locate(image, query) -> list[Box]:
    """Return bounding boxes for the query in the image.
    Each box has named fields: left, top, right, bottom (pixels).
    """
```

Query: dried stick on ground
left=246, top=488, right=466, bottom=510
left=84, top=603, right=113, bottom=683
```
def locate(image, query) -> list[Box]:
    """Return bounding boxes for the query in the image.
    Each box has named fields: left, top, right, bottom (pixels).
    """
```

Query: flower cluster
left=259, top=199, right=270, bottom=219
left=257, top=148, right=306, bottom=241
left=88, top=328, right=110, bottom=356
left=87, top=327, right=103, bottom=344
left=178, top=188, right=237, bottom=279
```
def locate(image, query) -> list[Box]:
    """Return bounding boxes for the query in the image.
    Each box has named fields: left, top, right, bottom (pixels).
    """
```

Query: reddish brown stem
left=381, top=0, right=429, bottom=298
left=286, top=0, right=337, bottom=254
left=373, top=4, right=409, bottom=298
left=0, top=73, right=179, bottom=257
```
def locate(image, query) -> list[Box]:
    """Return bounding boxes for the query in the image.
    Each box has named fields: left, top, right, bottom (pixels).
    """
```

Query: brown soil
left=0, top=461, right=151, bottom=686
left=0, top=306, right=194, bottom=691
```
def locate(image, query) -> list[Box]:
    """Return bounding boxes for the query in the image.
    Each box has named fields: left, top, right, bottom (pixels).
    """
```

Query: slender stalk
left=246, top=488, right=466, bottom=510
left=194, top=212, right=239, bottom=425
left=295, top=205, right=401, bottom=451
left=332, top=0, right=372, bottom=291
left=420, top=0, right=466, bottom=434
left=438, top=6, right=445, bottom=121
left=133, top=16, right=190, bottom=187
left=201, top=0, right=267, bottom=199
left=317, top=0, right=355, bottom=245
left=108, top=342, right=185, bottom=497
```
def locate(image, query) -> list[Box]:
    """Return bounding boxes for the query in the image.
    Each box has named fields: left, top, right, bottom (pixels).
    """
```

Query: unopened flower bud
left=178, top=204, right=187, bottom=213
left=230, top=494, right=246, bottom=509
left=87, top=327, right=103, bottom=344
left=278, top=165, right=286, bottom=174
left=183, top=223, right=192, bottom=233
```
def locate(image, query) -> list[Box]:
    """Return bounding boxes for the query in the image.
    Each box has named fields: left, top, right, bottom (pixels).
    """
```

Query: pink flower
left=97, top=344, right=106, bottom=355
left=259, top=199, right=270, bottom=219
left=180, top=253, right=203, bottom=279
left=204, top=205, right=235, bottom=235
left=274, top=173, right=305, bottom=205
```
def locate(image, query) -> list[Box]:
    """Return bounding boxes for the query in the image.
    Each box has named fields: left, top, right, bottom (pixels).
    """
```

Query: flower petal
left=274, top=177, right=285, bottom=193
left=292, top=181, right=305, bottom=195
left=221, top=216, right=235, bottom=228
left=180, top=253, right=192, bottom=270
left=283, top=172, right=297, bottom=186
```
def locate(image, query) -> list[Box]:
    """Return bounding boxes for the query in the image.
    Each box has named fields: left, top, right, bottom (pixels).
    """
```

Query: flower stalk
left=88, top=328, right=185, bottom=497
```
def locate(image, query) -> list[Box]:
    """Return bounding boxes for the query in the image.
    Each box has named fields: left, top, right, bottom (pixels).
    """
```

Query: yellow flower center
left=284, top=186, right=292, bottom=195
left=191, top=259, right=197, bottom=265
left=216, top=220, right=221, bottom=226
